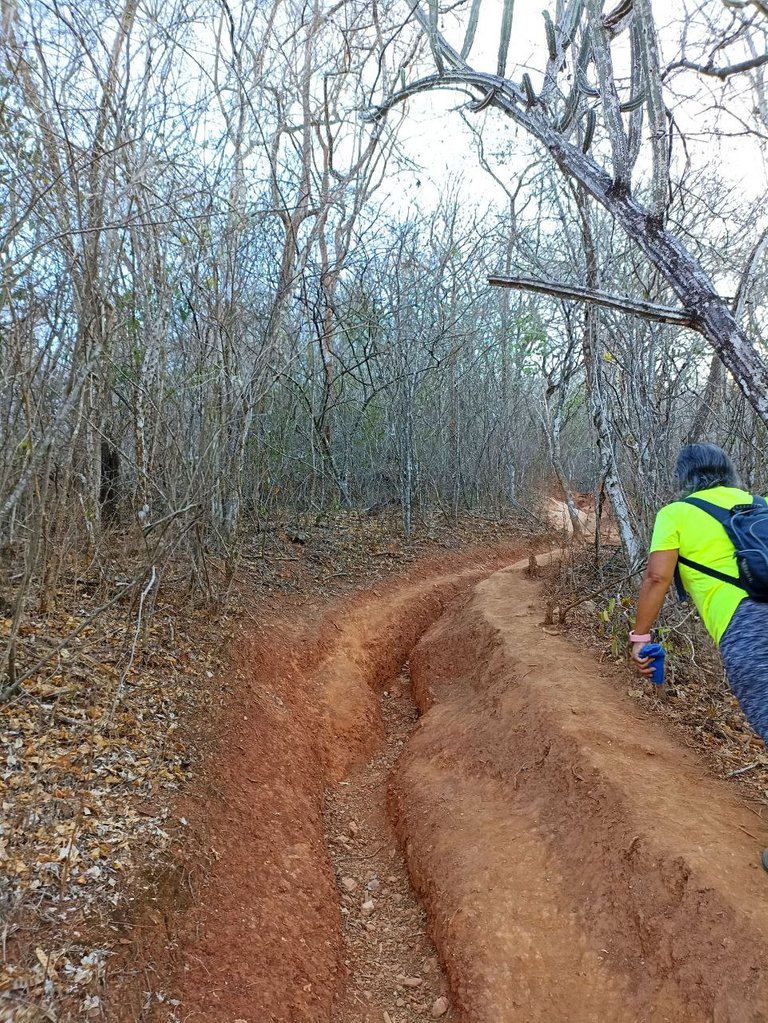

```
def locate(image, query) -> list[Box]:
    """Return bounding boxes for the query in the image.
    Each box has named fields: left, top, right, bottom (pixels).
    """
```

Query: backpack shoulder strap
left=673, top=496, right=743, bottom=598
left=673, top=562, right=688, bottom=602
left=677, top=554, right=743, bottom=587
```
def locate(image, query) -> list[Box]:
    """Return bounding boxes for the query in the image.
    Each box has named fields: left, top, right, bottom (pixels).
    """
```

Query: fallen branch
left=737, top=823, right=763, bottom=842
left=557, top=567, right=644, bottom=623
left=487, top=275, right=696, bottom=327
left=726, top=761, right=765, bottom=779
left=142, top=502, right=201, bottom=536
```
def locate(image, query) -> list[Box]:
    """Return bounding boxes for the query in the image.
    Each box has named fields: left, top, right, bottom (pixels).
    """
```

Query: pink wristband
left=629, top=630, right=651, bottom=644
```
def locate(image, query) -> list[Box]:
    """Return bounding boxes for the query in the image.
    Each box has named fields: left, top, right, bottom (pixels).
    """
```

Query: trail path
left=167, top=548, right=768, bottom=1023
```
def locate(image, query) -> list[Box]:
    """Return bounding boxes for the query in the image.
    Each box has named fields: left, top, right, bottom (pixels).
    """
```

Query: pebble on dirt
left=431, top=995, right=450, bottom=1017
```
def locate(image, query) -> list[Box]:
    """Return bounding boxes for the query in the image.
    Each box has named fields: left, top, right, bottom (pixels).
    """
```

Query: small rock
left=367, top=877, right=381, bottom=893
left=348, top=820, right=359, bottom=837
left=383, top=1013, right=393, bottom=1023
left=361, top=899, right=376, bottom=916
left=403, top=977, right=422, bottom=987
left=340, top=877, right=357, bottom=893
left=396, top=999, right=405, bottom=1008
left=432, top=996, right=450, bottom=1018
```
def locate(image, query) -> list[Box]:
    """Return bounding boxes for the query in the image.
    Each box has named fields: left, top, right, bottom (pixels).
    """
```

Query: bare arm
left=631, top=549, right=678, bottom=676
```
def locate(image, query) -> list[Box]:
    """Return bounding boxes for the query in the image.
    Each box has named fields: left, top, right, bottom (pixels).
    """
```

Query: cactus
left=555, top=83, right=580, bottom=132
left=582, top=107, right=596, bottom=151
left=461, top=0, right=483, bottom=59
left=577, top=32, right=592, bottom=71
left=561, top=0, right=585, bottom=52
left=497, top=0, right=515, bottom=78
left=522, top=72, right=537, bottom=107
left=620, top=90, right=646, bottom=112
left=543, top=10, right=558, bottom=61
left=471, top=88, right=498, bottom=112
left=576, top=64, right=600, bottom=97
left=427, top=0, right=444, bottom=73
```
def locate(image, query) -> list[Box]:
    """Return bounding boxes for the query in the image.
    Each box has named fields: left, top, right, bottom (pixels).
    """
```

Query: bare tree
left=368, top=1, right=768, bottom=423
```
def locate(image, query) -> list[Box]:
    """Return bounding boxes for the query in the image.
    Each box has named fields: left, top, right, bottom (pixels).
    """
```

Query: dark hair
left=675, top=443, right=741, bottom=495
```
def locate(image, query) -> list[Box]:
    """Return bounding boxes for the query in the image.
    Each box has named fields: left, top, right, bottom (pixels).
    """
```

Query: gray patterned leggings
left=719, top=598, right=768, bottom=747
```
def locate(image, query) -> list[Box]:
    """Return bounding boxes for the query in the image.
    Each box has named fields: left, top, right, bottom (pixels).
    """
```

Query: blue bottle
left=640, top=642, right=666, bottom=685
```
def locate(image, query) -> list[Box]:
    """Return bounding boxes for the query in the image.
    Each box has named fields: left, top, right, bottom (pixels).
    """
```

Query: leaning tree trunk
left=541, top=387, right=585, bottom=541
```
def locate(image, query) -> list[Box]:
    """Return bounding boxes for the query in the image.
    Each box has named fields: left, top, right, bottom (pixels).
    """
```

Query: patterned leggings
left=719, top=599, right=768, bottom=747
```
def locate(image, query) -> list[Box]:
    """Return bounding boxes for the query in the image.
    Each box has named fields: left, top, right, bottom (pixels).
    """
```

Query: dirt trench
left=324, top=662, right=453, bottom=1023
left=165, top=549, right=768, bottom=1023
left=163, top=545, right=524, bottom=1023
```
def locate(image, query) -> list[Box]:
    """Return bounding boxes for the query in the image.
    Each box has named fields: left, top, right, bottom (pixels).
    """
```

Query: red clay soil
left=158, top=543, right=525, bottom=1023
left=396, top=556, right=768, bottom=1022
left=127, top=545, right=768, bottom=1023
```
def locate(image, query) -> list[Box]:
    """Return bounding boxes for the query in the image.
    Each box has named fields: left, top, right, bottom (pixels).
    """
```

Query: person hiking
left=629, top=442, right=768, bottom=872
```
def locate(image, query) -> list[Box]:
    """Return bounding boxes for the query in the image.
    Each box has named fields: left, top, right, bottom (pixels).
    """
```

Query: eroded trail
left=167, top=547, right=768, bottom=1023
left=169, top=545, right=523, bottom=1023
left=324, top=665, right=453, bottom=1023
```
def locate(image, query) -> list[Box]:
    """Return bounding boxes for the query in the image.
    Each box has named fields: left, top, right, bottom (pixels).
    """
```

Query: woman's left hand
left=630, top=641, right=654, bottom=677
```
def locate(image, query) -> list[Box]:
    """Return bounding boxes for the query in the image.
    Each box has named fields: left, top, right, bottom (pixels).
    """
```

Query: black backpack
left=674, top=495, right=768, bottom=602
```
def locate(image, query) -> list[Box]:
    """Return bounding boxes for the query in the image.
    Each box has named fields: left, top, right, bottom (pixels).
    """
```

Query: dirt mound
left=394, top=559, right=768, bottom=1021
left=542, top=496, right=591, bottom=535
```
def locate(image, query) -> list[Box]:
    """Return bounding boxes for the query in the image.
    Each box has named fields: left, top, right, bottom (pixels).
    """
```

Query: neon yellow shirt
left=649, top=486, right=754, bottom=646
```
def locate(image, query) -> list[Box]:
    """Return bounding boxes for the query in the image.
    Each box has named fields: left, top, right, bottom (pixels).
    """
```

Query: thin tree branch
left=665, top=54, right=768, bottom=80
